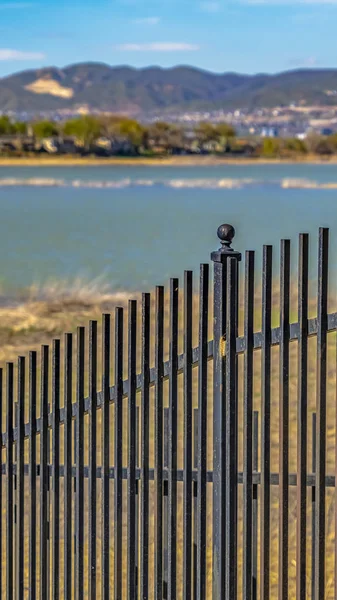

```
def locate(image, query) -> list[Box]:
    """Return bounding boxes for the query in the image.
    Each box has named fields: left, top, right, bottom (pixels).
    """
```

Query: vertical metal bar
left=163, top=408, right=169, bottom=600
left=64, top=334, right=73, bottom=600
left=297, top=233, right=308, bottom=600
left=315, top=227, right=328, bottom=600
left=225, top=258, right=239, bottom=599
left=135, top=406, right=140, bottom=599
left=183, top=272, right=193, bottom=600
left=193, top=408, right=198, bottom=600
left=75, top=327, right=85, bottom=600
left=311, top=413, right=316, bottom=600
left=335, top=340, right=337, bottom=600
left=88, top=321, right=97, bottom=599
left=211, top=225, right=241, bottom=600
left=40, top=346, right=49, bottom=600
left=164, top=408, right=169, bottom=493
left=260, top=245, right=272, bottom=600
left=29, top=353, right=37, bottom=600
left=155, top=286, right=164, bottom=600
left=168, top=278, right=179, bottom=600
left=0, top=370, right=2, bottom=597
left=140, top=294, right=150, bottom=599
left=0, top=374, right=2, bottom=593
left=101, top=314, right=110, bottom=600
left=252, top=411, right=259, bottom=600
left=243, top=251, right=255, bottom=600
left=0, top=369, right=2, bottom=598
left=16, top=357, right=25, bottom=599
left=114, top=308, right=123, bottom=600
left=0, top=369, right=4, bottom=597
left=197, top=264, right=209, bottom=600
left=127, top=301, right=137, bottom=600
left=14, top=399, right=16, bottom=600
left=212, top=259, right=226, bottom=600
left=6, top=363, right=14, bottom=600
left=52, top=340, right=60, bottom=600
left=279, top=240, right=290, bottom=600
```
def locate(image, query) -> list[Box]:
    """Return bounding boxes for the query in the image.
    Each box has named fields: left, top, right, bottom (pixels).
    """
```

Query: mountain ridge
left=1, top=62, right=337, bottom=114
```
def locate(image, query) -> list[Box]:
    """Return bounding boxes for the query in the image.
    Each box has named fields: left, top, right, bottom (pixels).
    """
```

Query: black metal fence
left=0, top=224, right=335, bottom=599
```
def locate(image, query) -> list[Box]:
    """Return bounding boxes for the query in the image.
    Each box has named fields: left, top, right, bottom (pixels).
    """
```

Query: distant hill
left=1, top=62, right=337, bottom=114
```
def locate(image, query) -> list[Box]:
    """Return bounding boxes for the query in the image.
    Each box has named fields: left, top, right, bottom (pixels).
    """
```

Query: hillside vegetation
left=1, top=63, right=337, bottom=113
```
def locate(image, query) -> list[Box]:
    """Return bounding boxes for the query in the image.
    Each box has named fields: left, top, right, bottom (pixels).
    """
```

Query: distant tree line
left=1, top=114, right=337, bottom=158
left=0, top=116, right=27, bottom=136
left=0, top=115, right=237, bottom=155
left=258, top=135, right=337, bottom=157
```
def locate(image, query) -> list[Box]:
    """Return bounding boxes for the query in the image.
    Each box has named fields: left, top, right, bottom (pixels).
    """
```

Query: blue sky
left=0, top=0, right=335, bottom=77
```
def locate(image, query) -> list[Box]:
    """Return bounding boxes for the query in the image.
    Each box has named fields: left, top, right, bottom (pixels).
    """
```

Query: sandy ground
left=0, top=287, right=335, bottom=597
left=0, top=154, right=336, bottom=167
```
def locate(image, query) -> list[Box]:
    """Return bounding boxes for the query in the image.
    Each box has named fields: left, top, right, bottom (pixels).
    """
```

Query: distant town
left=2, top=105, right=337, bottom=160
left=2, top=101, right=337, bottom=141
left=161, top=103, right=337, bottom=139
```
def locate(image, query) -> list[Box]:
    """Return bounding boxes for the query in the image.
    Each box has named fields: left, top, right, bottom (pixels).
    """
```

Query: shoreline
left=0, top=154, right=337, bottom=167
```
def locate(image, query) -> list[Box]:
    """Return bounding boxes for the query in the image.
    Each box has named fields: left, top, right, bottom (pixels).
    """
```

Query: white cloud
left=0, top=2, right=34, bottom=8
left=116, top=42, right=200, bottom=52
left=287, top=56, right=319, bottom=67
left=133, top=17, right=161, bottom=25
left=200, top=1, right=221, bottom=11
left=0, top=49, right=45, bottom=60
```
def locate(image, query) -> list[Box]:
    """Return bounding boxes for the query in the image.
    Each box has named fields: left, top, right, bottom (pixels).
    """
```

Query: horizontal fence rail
left=0, top=224, right=336, bottom=599
left=3, top=311, right=337, bottom=446
left=0, top=463, right=337, bottom=486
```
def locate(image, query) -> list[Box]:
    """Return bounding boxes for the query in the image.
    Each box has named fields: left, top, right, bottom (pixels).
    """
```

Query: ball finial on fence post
left=211, top=223, right=241, bottom=263
left=217, top=223, right=235, bottom=248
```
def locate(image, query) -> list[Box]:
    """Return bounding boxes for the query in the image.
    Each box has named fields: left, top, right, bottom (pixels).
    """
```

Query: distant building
left=321, top=127, right=334, bottom=136
left=296, top=132, right=308, bottom=140
left=261, top=127, right=279, bottom=138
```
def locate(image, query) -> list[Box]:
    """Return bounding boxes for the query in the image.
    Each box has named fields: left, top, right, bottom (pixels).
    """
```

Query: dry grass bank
left=0, top=280, right=336, bottom=598
left=0, top=154, right=337, bottom=167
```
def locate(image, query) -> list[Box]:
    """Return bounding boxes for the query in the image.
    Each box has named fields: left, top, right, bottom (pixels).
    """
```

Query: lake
left=1, top=162, right=337, bottom=295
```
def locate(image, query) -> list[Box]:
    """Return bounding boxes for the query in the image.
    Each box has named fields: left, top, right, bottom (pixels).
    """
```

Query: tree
left=305, top=133, right=325, bottom=154
left=214, top=123, right=236, bottom=140
left=194, top=122, right=236, bottom=152
left=194, top=122, right=233, bottom=152
left=0, top=116, right=15, bottom=135
left=165, top=125, right=186, bottom=152
left=63, top=116, right=102, bottom=149
left=213, top=123, right=236, bottom=152
left=99, top=115, right=146, bottom=154
left=313, top=139, right=334, bottom=156
left=284, top=138, right=308, bottom=154
left=32, top=120, right=59, bottom=139
left=194, top=122, right=217, bottom=146
left=148, top=121, right=171, bottom=148
left=323, top=133, right=337, bottom=152
left=147, top=122, right=185, bottom=153
left=12, top=122, right=27, bottom=135
left=261, top=138, right=282, bottom=158
left=118, top=119, right=146, bottom=152
left=99, top=115, right=125, bottom=138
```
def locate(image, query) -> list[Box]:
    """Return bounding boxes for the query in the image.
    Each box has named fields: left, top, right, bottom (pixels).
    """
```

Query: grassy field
left=0, top=279, right=336, bottom=598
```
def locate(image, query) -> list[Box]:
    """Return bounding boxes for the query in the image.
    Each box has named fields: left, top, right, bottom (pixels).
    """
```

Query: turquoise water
left=1, top=163, right=337, bottom=293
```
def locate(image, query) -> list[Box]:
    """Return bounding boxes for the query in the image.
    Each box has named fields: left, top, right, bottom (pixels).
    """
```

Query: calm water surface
left=1, top=163, right=337, bottom=293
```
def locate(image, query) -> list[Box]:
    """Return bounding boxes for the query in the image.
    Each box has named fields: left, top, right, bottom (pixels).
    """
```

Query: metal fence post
left=211, top=224, right=241, bottom=600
